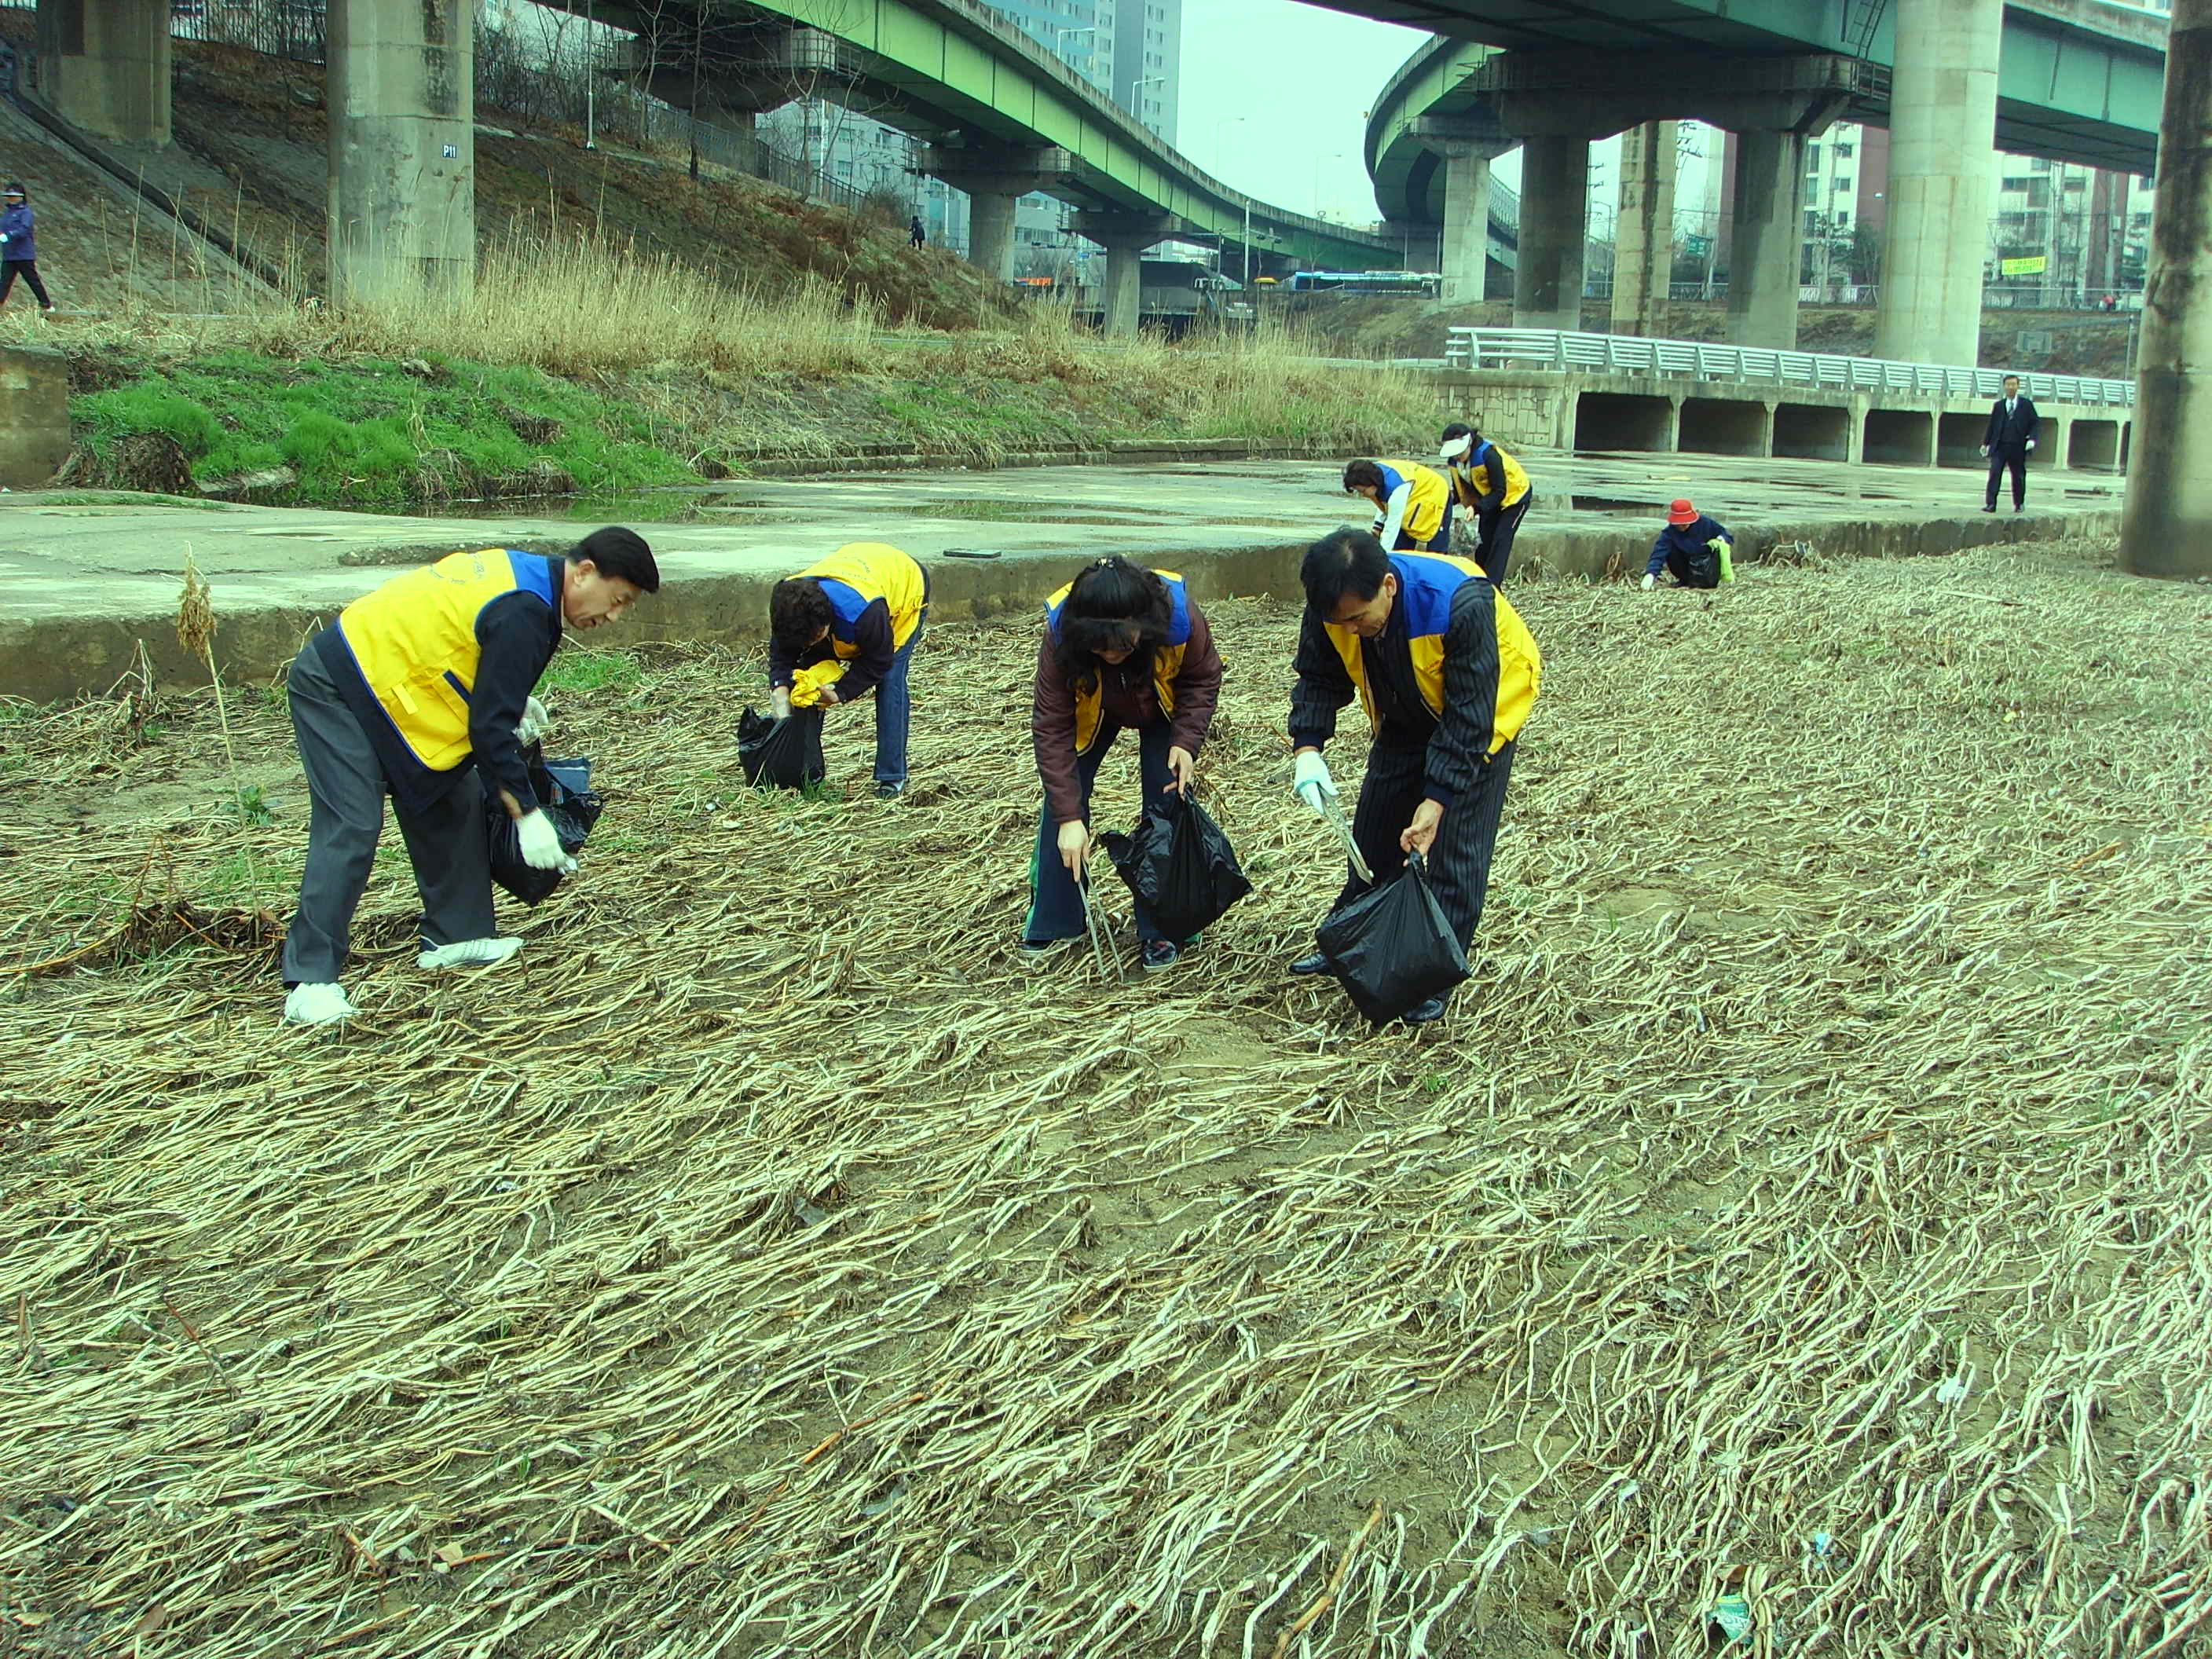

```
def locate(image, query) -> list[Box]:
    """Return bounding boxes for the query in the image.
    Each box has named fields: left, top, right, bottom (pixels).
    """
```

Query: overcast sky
left=1176, top=1, right=1434, bottom=225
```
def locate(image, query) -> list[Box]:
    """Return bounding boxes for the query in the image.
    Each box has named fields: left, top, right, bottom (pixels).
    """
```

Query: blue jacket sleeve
left=831, top=599, right=895, bottom=700
left=471, top=591, right=560, bottom=811
left=1289, top=606, right=1354, bottom=752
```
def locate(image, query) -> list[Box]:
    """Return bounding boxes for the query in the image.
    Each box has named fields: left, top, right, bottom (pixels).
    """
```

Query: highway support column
left=327, top=0, right=474, bottom=305
left=1611, top=121, right=1676, bottom=337
left=31, top=0, right=170, bottom=148
left=1075, top=212, right=1176, bottom=338
left=1514, top=136, right=1588, bottom=332
left=1726, top=128, right=1804, bottom=349
left=1874, top=0, right=2001, bottom=366
left=967, top=192, right=1018, bottom=283
left=2119, top=0, right=2212, bottom=579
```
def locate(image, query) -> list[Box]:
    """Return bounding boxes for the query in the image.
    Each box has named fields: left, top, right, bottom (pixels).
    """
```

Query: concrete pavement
left=0, top=448, right=2124, bottom=701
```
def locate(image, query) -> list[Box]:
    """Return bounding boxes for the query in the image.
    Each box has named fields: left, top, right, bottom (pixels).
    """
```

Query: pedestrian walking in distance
left=1981, top=374, right=2039, bottom=513
left=909, top=214, right=927, bottom=250
left=0, top=182, right=54, bottom=314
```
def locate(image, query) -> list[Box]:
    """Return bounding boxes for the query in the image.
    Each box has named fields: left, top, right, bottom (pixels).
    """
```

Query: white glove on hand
left=2026, top=440, right=2036, bottom=452
left=1293, top=750, right=1337, bottom=816
left=516, top=809, right=577, bottom=874
left=515, top=695, right=551, bottom=745
left=1641, top=573, right=1656, bottom=591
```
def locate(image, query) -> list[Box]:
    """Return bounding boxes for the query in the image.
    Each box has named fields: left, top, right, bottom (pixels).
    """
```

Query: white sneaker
left=284, top=983, right=357, bottom=1026
left=418, top=936, right=524, bottom=972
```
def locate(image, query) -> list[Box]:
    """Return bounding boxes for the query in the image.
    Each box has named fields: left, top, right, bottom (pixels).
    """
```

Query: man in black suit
left=1980, top=373, right=2039, bottom=512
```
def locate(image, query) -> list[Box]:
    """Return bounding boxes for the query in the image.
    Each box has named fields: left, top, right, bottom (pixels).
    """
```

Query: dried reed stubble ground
left=2, top=537, right=2208, bottom=1658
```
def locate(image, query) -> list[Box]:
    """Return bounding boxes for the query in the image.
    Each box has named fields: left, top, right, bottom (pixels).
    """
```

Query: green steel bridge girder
left=1362, top=0, right=2168, bottom=227
left=627, top=0, right=1402, bottom=270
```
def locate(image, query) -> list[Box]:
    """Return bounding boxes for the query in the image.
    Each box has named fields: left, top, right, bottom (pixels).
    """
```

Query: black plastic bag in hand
left=1101, top=792, right=1252, bottom=943
left=1313, top=851, right=1469, bottom=1022
left=487, top=747, right=604, bottom=906
left=738, top=706, right=825, bottom=790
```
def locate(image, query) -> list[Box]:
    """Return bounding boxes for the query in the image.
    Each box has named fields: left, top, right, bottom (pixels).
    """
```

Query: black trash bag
left=1313, top=851, right=1469, bottom=1022
left=487, top=745, right=604, bottom=906
left=1101, top=792, right=1252, bottom=943
left=738, top=705, right=826, bottom=790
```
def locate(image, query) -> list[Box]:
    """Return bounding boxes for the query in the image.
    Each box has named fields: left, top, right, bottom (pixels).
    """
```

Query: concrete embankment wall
left=0, top=504, right=2118, bottom=705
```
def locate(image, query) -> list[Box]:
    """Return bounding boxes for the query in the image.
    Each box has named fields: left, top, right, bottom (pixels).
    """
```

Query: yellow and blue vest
left=1375, top=461, right=1452, bottom=545
left=1323, top=552, right=1540, bottom=753
left=1044, top=569, right=1192, bottom=754
left=797, top=543, right=928, bottom=654
left=337, top=548, right=559, bottom=775
left=1448, top=439, right=1530, bottom=509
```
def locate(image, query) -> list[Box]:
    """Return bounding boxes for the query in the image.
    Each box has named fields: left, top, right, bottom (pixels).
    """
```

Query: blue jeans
left=1025, top=718, right=1173, bottom=943
left=868, top=613, right=924, bottom=786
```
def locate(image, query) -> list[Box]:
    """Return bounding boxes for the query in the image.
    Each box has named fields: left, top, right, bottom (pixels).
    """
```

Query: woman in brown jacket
left=1024, top=556, right=1223, bottom=972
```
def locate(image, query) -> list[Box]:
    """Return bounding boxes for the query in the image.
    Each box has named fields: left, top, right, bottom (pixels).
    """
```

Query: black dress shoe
left=1400, top=996, right=1448, bottom=1025
left=1290, top=951, right=1333, bottom=976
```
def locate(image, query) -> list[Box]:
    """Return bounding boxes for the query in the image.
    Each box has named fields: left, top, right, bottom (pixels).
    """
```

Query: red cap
left=1666, top=499, right=1697, bottom=526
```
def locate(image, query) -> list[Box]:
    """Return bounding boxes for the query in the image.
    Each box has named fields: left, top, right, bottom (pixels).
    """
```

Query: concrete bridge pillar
left=1514, top=136, right=1588, bottom=332
left=2119, top=0, right=2212, bottom=579
left=1440, top=147, right=1497, bottom=306
left=32, top=0, right=171, bottom=148
left=1611, top=121, right=1676, bottom=338
left=966, top=192, right=1018, bottom=282
left=327, top=0, right=474, bottom=305
left=1074, top=212, right=1176, bottom=337
left=921, top=144, right=1079, bottom=284
left=1726, top=129, right=1804, bottom=350
left=1875, top=0, right=2001, bottom=366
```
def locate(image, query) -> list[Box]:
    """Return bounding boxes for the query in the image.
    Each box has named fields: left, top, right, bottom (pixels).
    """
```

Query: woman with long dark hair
left=1024, top=555, right=1222, bottom=971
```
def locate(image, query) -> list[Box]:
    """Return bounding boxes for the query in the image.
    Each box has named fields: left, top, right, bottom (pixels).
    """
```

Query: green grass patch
left=71, top=353, right=696, bottom=511
left=540, top=650, right=646, bottom=695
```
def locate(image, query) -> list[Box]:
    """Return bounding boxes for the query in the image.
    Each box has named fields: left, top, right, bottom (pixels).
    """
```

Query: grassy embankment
left=47, top=235, right=1441, bottom=511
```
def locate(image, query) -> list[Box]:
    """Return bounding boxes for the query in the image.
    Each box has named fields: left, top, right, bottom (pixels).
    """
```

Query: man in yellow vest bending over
left=280, top=527, right=660, bottom=1027
left=767, top=542, right=928, bottom=799
left=1287, top=529, right=1541, bottom=1024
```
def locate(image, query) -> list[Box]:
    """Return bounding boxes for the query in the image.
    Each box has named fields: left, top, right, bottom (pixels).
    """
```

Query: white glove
left=1979, top=445, right=1989, bottom=457
left=1641, top=573, right=1656, bottom=591
left=1293, top=750, right=1337, bottom=816
left=2026, top=440, right=2036, bottom=452
left=516, top=809, right=577, bottom=874
left=515, top=695, right=551, bottom=745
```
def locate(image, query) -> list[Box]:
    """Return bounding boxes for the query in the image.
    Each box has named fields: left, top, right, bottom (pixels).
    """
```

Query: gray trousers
left=282, top=645, right=496, bottom=984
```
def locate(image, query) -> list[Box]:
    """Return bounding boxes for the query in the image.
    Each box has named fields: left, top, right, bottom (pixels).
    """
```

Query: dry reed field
left=2, top=537, right=2208, bottom=1657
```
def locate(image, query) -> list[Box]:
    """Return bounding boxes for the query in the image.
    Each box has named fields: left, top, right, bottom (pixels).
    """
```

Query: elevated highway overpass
left=1337, top=0, right=2167, bottom=362
left=579, top=0, right=1448, bottom=326
left=1362, top=1, right=2167, bottom=229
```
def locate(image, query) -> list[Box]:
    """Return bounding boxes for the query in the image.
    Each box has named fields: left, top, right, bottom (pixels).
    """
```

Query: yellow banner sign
left=2000, top=255, right=2049, bottom=276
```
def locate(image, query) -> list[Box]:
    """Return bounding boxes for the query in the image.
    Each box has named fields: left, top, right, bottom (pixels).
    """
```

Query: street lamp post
left=1128, top=74, right=1166, bottom=132
left=584, top=0, right=595, bottom=149
left=1053, top=24, right=1096, bottom=73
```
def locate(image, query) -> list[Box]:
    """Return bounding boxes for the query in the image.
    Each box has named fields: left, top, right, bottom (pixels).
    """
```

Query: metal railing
left=1442, top=327, right=2137, bottom=407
